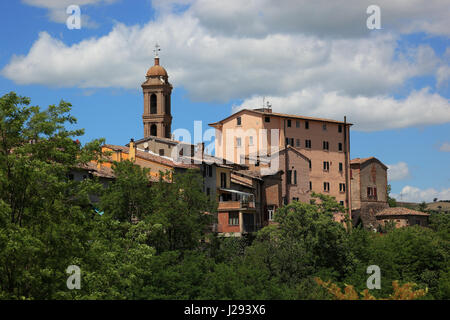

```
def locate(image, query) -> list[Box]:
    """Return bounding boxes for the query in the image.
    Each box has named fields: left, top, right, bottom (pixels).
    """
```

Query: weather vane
left=153, top=43, right=161, bottom=58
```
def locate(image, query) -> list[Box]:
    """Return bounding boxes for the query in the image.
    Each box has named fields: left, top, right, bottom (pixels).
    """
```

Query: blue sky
left=0, top=0, right=449, bottom=202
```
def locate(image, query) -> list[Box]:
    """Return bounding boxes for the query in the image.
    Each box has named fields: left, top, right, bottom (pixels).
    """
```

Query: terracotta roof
left=209, top=108, right=352, bottom=126
left=75, top=162, right=115, bottom=179
left=351, top=157, right=388, bottom=169
left=132, top=135, right=190, bottom=146
left=103, top=144, right=198, bottom=169
left=246, top=145, right=310, bottom=163
left=145, top=57, right=168, bottom=77
left=376, top=207, right=430, bottom=217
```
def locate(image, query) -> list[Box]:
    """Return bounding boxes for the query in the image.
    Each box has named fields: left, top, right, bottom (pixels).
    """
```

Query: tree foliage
left=0, top=92, right=448, bottom=300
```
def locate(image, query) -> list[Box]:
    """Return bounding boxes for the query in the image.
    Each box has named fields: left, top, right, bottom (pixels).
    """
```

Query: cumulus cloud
left=234, top=88, right=450, bottom=131
left=387, top=162, right=411, bottom=181
left=189, top=0, right=450, bottom=38
left=3, top=1, right=450, bottom=131
left=392, top=186, right=450, bottom=203
left=439, top=142, right=450, bottom=152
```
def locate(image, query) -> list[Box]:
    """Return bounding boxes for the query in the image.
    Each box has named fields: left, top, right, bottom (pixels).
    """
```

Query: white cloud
left=2, top=1, right=450, bottom=131
left=387, top=162, right=411, bottom=181
left=392, top=186, right=450, bottom=203
left=22, top=0, right=116, bottom=26
left=234, top=87, right=450, bottom=131
left=439, top=142, right=450, bottom=152
left=189, top=0, right=450, bottom=38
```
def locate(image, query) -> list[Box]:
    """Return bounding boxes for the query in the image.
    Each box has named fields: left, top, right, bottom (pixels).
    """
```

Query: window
left=309, top=159, right=312, bottom=169
left=287, top=170, right=292, bottom=185
left=323, top=182, right=330, bottom=192
left=229, top=212, right=239, bottom=226
left=285, top=138, right=294, bottom=146
left=287, top=119, right=291, bottom=127
left=206, top=188, right=210, bottom=196
left=296, top=139, right=300, bottom=147
left=165, top=125, right=170, bottom=138
left=367, top=187, right=377, bottom=199
left=340, top=201, right=344, bottom=206
left=338, top=125, right=343, bottom=133
left=165, top=94, right=170, bottom=114
left=294, top=170, right=297, bottom=185
left=323, top=161, right=329, bottom=171
left=323, top=141, right=329, bottom=150
left=339, top=162, right=343, bottom=172
left=339, top=183, right=346, bottom=192
left=208, top=165, right=213, bottom=177
left=249, top=136, right=254, bottom=146
left=293, top=197, right=299, bottom=202
left=150, top=124, right=157, bottom=136
left=150, top=94, right=157, bottom=114
left=338, top=142, right=343, bottom=151
left=159, top=149, right=164, bottom=156
left=323, top=124, right=327, bottom=131
left=305, top=121, right=309, bottom=129
left=265, top=116, right=270, bottom=123
left=236, top=137, right=241, bottom=147
left=309, top=181, right=312, bottom=190
left=296, top=120, right=300, bottom=128
left=221, top=172, right=227, bottom=188
left=268, top=205, right=275, bottom=221
left=237, top=117, right=241, bottom=126
left=305, top=140, right=312, bottom=148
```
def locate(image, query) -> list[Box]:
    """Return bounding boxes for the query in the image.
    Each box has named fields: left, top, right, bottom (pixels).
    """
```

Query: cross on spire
left=153, top=43, right=161, bottom=58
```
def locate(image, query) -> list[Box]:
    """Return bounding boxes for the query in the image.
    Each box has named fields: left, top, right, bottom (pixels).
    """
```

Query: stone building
left=350, top=157, right=389, bottom=229
left=376, top=207, right=430, bottom=228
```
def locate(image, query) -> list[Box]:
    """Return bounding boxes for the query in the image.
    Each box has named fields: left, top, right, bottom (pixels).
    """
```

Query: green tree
left=0, top=92, right=105, bottom=298
left=387, top=184, right=397, bottom=207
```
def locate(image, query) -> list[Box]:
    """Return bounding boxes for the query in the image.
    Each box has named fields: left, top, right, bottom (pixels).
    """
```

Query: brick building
left=209, top=108, right=352, bottom=220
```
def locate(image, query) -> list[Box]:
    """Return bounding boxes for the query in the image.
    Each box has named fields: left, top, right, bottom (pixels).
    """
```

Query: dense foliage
left=0, top=92, right=448, bottom=300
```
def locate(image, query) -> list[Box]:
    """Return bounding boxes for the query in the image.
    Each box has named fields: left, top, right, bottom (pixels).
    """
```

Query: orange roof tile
left=376, top=207, right=430, bottom=217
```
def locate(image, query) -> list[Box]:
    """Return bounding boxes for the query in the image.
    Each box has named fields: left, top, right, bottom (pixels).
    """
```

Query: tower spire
left=153, top=43, right=161, bottom=58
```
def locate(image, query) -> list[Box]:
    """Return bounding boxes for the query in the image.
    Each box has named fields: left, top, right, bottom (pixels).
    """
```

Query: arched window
left=165, top=125, right=170, bottom=138
left=150, top=124, right=157, bottom=136
left=165, top=94, right=170, bottom=114
left=150, top=94, right=157, bottom=114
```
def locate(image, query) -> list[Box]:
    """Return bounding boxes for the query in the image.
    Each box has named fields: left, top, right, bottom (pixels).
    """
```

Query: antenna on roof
left=153, top=43, right=161, bottom=58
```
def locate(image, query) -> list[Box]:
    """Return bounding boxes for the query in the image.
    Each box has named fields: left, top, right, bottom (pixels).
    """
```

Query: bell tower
left=142, top=44, right=173, bottom=139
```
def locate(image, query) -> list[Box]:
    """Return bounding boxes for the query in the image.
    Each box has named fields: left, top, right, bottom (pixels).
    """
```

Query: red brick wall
left=217, top=211, right=240, bottom=233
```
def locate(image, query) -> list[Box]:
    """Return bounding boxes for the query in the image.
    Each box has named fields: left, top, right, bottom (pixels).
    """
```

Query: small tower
left=142, top=44, right=173, bottom=139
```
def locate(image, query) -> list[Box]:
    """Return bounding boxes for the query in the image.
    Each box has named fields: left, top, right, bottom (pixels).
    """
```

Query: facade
left=376, top=207, right=430, bottom=228
left=209, top=108, right=352, bottom=214
left=350, top=157, right=389, bottom=228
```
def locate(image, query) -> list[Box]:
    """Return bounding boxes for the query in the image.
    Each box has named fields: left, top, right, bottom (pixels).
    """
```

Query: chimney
left=195, top=142, right=205, bottom=160
left=129, top=138, right=136, bottom=162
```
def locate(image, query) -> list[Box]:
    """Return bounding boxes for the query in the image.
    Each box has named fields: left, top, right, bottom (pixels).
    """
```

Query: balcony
left=217, top=188, right=255, bottom=211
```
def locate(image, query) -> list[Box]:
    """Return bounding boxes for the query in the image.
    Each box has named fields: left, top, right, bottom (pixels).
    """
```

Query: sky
left=0, top=0, right=449, bottom=202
